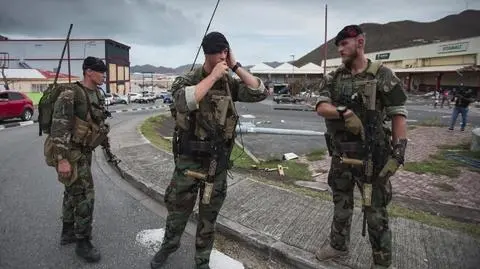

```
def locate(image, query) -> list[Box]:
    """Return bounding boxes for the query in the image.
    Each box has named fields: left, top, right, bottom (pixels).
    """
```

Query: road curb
left=273, top=107, right=315, bottom=112
left=109, top=105, right=168, bottom=114
left=0, top=119, right=37, bottom=130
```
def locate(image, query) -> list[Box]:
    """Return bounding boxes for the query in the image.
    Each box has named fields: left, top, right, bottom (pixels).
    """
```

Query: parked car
left=275, top=94, right=296, bottom=104
left=137, top=91, right=156, bottom=103
left=104, top=93, right=114, bottom=106
left=163, top=93, right=173, bottom=104
left=0, top=91, right=35, bottom=121
left=112, top=93, right=128, bottom=104
left=127, top=92, right=141, bottom=103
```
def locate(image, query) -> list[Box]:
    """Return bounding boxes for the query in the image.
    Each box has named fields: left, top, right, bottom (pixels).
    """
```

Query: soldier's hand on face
left=226, top=49, right=237, bottom=69
left=57, top=159, right=72, bottom=179
left=343, top=110, right=364, bottom=136
left=211, top=61, right=230, bottom=81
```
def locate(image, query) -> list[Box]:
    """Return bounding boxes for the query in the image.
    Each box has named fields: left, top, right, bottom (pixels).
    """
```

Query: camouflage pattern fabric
left=317, top=60, right=407, bottom=267
left=160, top=158, right=228, bottom=268
left=62, top=152, right=95, bottom=240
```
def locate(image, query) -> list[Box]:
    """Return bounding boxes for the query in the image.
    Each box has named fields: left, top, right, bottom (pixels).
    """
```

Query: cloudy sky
left=0, top=0, right=478, bottom=68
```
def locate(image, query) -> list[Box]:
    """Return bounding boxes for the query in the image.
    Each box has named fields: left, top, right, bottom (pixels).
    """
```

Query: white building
left=0, top=38, right=131, bottom=94
left=1, top=68, right=79, bottom=92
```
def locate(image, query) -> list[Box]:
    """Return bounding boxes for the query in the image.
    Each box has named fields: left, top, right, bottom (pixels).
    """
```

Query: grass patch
left=388, top=205, right=480, bottom=238
left=306, top=148, right=327, bottom=161
left=403, top=158, right=461, bottom=178
left=25, top=92, right=43, bottom=105
left=403, top=141, right=480, bottom=178
left=140, top=115, right=173, bottom=152
left=417, top=116, right=445, bottom=127
left=140, top=115, right=312, bottom=181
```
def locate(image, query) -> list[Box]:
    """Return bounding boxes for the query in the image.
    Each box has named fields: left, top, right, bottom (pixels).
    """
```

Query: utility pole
left=323, top=3, right=328, bottom=76
left=290, top=54, right=294, bottom=94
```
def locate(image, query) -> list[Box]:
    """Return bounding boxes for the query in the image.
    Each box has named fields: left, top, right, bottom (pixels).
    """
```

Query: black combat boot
left=60, top=222, right=76, bottom=245
left=150, top=249, right=172, bottom=269
left=75, top=238, right=101, bottom=262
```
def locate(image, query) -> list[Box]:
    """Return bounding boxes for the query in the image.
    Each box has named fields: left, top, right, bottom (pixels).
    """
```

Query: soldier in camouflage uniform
left=49, top=57, right=111, bottom=263
left=314, top=25, right=408, bottom=269
left=150, top=31, right=268, bottom=269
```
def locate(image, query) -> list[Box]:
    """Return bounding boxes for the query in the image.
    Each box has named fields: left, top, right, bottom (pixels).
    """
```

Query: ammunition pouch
left=72, top=116, right=90, bottom=145
left=71, top=116, right=109, bottom=150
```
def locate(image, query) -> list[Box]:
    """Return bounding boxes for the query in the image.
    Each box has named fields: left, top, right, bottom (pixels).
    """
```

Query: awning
left=392, top=65, right=473, bottom=73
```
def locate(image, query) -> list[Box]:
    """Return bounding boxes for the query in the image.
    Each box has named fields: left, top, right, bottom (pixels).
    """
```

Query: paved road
left=0, top=109, right=233, bottom=269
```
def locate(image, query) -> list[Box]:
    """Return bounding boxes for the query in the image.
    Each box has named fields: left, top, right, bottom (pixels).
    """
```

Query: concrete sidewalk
left=105, top=113, right=480, bottom=269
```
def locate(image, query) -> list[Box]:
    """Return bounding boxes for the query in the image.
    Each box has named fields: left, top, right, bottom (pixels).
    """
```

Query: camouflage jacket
left=316, top=59, right=408, bottom=145
left=50, top=82, right=107, bottom=160
left=171, top=66, right=268, bottom=141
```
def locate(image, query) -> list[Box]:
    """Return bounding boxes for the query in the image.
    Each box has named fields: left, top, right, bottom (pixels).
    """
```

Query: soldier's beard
left=343, top=50, right=358, bottom=69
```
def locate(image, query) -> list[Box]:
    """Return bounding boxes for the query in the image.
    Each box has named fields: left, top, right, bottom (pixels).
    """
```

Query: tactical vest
left=172, top=68, right=238, bottom=157
left=325, top=61, right=391, bottom=156
left=71, top=83, right=110, bottom=150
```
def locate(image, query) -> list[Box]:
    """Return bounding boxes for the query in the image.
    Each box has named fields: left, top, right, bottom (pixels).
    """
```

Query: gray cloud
left=0, top=0, right=202, bottom=46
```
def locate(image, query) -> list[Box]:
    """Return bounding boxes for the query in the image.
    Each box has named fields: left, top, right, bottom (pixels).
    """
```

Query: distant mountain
left=295, top=9, right=480, bottom=67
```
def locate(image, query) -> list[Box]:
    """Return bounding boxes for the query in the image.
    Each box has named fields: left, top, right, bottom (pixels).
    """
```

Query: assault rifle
left=340, top=79, right=377, bottom=237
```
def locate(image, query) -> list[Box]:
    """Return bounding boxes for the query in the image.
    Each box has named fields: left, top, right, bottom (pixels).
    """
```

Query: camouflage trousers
left=327, top=156, right=393, bottom=267
left=61, top=152, right=95, bottom=240
left=160, top=157, right=228, bottom=268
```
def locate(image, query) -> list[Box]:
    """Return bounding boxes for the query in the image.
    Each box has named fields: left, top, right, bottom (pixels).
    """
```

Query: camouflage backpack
left=37, top=83, right=75, bottom=136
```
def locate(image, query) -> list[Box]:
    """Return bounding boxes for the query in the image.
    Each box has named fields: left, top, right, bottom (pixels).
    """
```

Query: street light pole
left=290, top=54, right=294, bottom=93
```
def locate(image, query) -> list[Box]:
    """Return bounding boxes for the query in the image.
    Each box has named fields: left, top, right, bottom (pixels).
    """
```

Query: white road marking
left=19, top=121, right=34, bottom=126
left=241, top=114, right=256, bottom=119
left=135, top=228, right=244, bottom=269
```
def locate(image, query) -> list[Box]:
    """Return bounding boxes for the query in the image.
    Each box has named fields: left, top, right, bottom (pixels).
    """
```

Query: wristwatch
left=232, top=62, right=242, bottom=72
left=336, top=106, right=347, bottom=120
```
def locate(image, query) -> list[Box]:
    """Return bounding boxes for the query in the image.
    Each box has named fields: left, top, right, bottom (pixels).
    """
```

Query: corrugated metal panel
left=3, top=68, right=45, bottom=79
left=392, top=65, right=471, bottom=73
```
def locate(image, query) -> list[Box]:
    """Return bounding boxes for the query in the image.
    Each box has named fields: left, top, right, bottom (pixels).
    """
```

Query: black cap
left=202, top=31, right=229, bottom=55
left=334, top=25, right=364, bottom=46
left=82, top=56, right=107, bottom=72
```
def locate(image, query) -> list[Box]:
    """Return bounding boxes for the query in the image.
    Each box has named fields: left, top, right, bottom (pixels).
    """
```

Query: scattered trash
left=250, top=164, right=288, bottom=176
left=280, top=120, right=285, bottom=123
left=283, top=152, right=298, bottom=160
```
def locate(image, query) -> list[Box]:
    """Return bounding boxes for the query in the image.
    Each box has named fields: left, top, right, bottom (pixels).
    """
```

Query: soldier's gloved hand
left=379, top=139, right=408, bottom=179
left=344, top=111, right=364, bottom=136
left=378, top=157, right=400, bottom=179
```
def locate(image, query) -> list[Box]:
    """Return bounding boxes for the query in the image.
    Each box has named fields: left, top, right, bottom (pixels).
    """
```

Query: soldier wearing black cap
left=314, top=25, right=408, bottom=269
left=150, top=31, right=268, bottom=269
left=48, top=56, right=111, bottom=263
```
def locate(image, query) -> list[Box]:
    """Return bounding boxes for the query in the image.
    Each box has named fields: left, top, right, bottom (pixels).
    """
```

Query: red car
left=0, top=91, right=35, bottom=121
